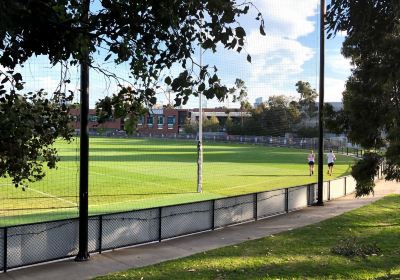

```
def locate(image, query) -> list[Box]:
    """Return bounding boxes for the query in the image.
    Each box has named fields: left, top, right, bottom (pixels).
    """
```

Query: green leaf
left=235, top=27, right=246, bottom=38
left=247, top=54, right=252, bottom=63
left=198, top=83, right=205, bottom=92
left=165, top=76, right=172, bottom=85
left=104, top=53, right=112, bottom=61
left=260, top=25, right=266, bottom=36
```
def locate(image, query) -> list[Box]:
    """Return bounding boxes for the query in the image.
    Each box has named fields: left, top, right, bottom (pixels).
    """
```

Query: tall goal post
left=197, top=28, right=203, bottom=194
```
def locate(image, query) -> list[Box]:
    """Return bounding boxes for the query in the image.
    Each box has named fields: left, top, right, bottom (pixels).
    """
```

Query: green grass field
left=94, top=195, right=400, bottom=280
left=0, top=137, right=354, bottom=226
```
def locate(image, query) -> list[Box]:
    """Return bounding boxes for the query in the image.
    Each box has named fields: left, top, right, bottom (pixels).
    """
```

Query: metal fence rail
left=134, top=133, right=364, bottom=155
left=0, top=173, right=369, bottom=272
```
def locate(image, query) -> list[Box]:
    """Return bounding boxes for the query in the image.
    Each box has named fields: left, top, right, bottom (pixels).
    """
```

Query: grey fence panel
left=88, top=217, right=101, bottom=253
left=101, top=209, right=159, bottom=250
left=214, top=195, right=254, bottom=228
left=308, top=183, right=318, bottom=205
left=161, top=201, right=212, bottom=239
left=0, top=229, right=3, bottom=271
left=7, top=220, right=78, bottom=269
left=329, top=178, right=346, bottom=199
left=323, top=182, right=329, bottom=201
left=257, top=189, right=286, bottom=218
left=346, top=176, right=357, bottom=194
left=288, top=186, right=308, bottom=211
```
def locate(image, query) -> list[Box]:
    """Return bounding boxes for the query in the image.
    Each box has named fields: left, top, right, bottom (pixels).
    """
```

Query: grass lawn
left=94, top=195, right=400, bottom=280
left=0, top=137, right=354, bottom=226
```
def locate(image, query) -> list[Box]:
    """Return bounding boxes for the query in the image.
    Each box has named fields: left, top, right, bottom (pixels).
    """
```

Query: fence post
left=158, top=208, right=162, bottom=242
left=98, top=216, right=103, bottom=254
left=328, top=181, right=331, bottom=201
left=3, top=227, right=7, bottom=272
left=346, top=147, right=348, bottom=155
left=344, top=177, right=347, bottom=195
left=285, top=188, right=289, bottom=213
left=211, top=200, right=215, bottom=230
left=253, top=193, right=258, bottom=221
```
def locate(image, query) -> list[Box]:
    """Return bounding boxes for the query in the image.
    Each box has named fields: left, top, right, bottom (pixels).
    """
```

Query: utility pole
left=317, top=0, right=325, bottom=206
left=75, top=0, right=90, bottom=261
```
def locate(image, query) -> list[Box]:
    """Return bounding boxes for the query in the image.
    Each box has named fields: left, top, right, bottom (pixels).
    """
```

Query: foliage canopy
left=0, top=0, right=265, bottom=186
left=326, top=0, right=400, bottom=195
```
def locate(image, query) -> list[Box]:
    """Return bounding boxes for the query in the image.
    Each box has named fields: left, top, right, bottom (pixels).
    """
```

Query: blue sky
left=190, top=0, right=352, bottom=108
left=7, top=0, right=351, bottom=109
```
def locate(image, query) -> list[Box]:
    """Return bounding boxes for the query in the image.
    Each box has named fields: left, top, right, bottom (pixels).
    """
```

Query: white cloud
left=325, top=77, right=346, bottom=102
left=241, top=0, right=318, bottom=92
left=246, top=32, right=315, bottom=81
left=256, top=0, right=319, bottom=40
left=326, top=52, right=352, bottom=76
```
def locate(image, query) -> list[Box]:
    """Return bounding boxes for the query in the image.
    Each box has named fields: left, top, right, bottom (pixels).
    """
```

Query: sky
left=12, top=0, right=352, bottom=109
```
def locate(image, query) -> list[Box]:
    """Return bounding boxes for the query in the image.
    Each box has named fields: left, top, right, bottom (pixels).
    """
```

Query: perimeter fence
left=134, top=133, right=364, bottom=156
left=0, top=168, right=386, bottom=272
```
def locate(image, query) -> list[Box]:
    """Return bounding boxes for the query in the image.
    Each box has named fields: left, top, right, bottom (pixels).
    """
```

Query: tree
left=230, top=78, right=249, bottom=127
left=0, top=0, right=265, bottom=187
left=296, top=80, right=318, bottom=122
left=203, top=115, right=220, bottom=132
left=255, top=95, right=300, bottom=136
left=183, top=118, right=197, bottom=134
left=326, top=0, right=400, bottom=196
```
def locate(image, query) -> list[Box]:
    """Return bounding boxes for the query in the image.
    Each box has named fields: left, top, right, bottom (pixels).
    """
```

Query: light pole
left=317, top=0, right=325, bottom=206
left=75, top=0, right=90, bottom=261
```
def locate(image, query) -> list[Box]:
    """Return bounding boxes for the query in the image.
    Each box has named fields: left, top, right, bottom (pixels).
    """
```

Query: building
left=137, top=107, right=248, bottom=135
left=136, top=108, right=183, bottom=135
left=69, top=107, right=250, bottom=135
left=69, top=108, right=123, bottom=134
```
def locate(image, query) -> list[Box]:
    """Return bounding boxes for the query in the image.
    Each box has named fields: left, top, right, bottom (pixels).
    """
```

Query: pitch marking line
left=26, top=187, right=78, bottom=206
left=0, top=182, right=77, bottom=206
left=62, top=165, right=186, bottom=193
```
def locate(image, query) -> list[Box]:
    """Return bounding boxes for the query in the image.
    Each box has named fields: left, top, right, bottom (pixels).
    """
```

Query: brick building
left=69, top=107, right=247, bottom=135
left=69, top=108, right=123, bottom=133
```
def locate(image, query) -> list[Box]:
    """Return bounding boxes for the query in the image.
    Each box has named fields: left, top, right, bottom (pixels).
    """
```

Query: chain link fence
left=2, top=171, right=386, bottom=271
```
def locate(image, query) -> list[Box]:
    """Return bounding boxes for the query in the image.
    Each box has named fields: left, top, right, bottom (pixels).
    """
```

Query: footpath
left=1, top=180, right=399, bottom=280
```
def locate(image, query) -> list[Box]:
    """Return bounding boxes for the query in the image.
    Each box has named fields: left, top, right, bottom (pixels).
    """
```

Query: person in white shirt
left=327, top=149, right=336, bottom=176
left=307, top=150, right=315, bottom=176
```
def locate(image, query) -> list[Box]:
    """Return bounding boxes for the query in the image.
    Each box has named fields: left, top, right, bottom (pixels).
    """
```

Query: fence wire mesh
left=0, top=0, right=361, bottom=229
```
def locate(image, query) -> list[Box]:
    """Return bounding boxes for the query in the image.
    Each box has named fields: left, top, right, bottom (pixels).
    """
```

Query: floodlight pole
left=197, top=32, right=203, bottom=194
left=317, top=0, right=325, bottom=206
left=75, top=0, right=90, bottom=261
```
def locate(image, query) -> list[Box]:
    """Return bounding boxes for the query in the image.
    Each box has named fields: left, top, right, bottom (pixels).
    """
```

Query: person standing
left=327, top=149, right=336, bottom=176
left=307, top=150, right=315, bottom=176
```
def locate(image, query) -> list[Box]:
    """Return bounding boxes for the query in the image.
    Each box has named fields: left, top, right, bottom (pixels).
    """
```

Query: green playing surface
left=0, top=137, right=354, bottom=226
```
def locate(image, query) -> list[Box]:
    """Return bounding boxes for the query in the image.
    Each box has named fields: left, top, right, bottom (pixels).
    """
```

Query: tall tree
left=296, top=80, right=318, bottom=122
left=230, top=78, right=249, bottom=127
left=0, top=0, right=265, bottom=187
left=257, top=95, right=300, bottom=136
left=326, top=0, right=400, bottom=196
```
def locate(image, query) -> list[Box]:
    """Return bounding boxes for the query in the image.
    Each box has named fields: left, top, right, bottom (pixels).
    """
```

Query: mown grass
left=0, top=137, right=354, bottom=226
left=94, top=195, right=400, bottom=280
